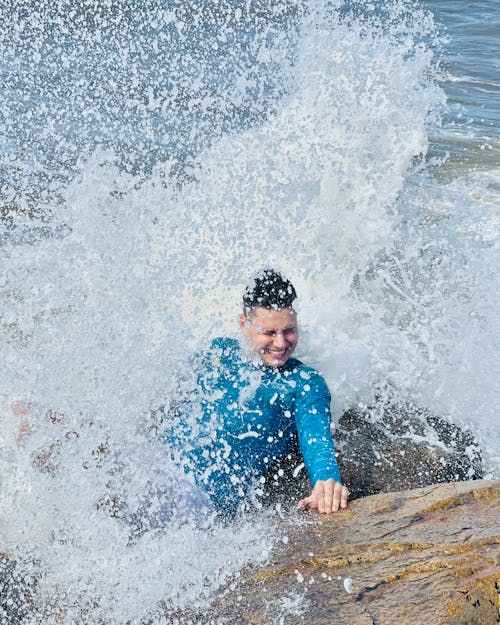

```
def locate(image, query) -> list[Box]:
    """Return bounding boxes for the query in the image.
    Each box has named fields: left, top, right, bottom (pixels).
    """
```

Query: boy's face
left=239, top=307, right=298, bottom=367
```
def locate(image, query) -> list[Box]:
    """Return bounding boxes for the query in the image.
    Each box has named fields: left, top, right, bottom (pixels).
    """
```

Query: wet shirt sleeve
left=294, top=373, right=341, bottom=485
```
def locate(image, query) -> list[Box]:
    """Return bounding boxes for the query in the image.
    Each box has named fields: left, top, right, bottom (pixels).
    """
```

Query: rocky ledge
left=207, top=480, right=499, bottom=625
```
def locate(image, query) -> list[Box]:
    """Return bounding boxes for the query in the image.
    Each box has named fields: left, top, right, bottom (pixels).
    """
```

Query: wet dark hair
left=243, top=269, right=297, bottom=314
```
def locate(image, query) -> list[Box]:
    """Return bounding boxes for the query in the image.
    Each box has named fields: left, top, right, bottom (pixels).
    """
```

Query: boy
left=164, top=269, right=348, bottom=518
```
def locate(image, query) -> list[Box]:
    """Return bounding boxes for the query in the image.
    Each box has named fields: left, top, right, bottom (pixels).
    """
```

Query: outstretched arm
left=294, top=376, right=348, bottom=514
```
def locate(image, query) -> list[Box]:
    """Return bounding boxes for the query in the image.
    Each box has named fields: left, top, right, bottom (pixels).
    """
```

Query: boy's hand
left=297, top=478, right=348, bottom=514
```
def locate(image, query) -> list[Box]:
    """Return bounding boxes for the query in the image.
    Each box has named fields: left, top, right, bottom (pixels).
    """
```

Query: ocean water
left=0, top=0, right=499, bottom=623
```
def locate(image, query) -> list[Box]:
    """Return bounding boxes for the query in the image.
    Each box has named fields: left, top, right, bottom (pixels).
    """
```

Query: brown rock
left=3, top=482, right=498, bottom=624
left=204, top=480, right=500, bottom=625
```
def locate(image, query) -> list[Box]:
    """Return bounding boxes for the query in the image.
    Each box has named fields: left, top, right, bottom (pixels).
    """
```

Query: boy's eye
left=261, top=328, right=296, bottom=337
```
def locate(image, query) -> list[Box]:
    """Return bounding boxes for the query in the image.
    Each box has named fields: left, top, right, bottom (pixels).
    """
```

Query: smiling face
left=239, top=306, right=298, bottom=367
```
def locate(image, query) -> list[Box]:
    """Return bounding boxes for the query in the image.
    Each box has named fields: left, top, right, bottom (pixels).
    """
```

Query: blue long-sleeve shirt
left=165, top=338, right=341, bottom=512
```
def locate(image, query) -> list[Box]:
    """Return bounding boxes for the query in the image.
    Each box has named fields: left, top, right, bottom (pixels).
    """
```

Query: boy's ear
left=239, top=313, right=250, bottom=333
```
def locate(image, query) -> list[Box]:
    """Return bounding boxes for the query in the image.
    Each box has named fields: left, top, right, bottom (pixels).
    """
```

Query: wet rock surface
left=335, top=404, right=483, bottom=499
left=207, top=480, right=500, bottom=625
left=2, top=483, right=498, bottom=624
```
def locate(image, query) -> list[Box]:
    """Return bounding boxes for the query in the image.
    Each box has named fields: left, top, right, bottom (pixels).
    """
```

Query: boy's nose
left=273, top=332, right=287, bottom=349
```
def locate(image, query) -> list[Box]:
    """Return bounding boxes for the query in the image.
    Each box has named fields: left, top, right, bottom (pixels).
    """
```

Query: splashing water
left=1, top=0, right=498, bottom=622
